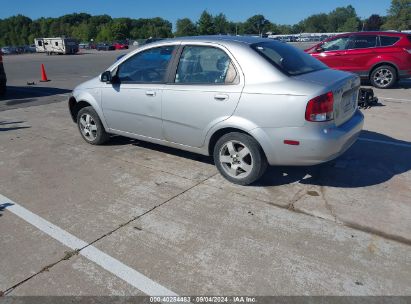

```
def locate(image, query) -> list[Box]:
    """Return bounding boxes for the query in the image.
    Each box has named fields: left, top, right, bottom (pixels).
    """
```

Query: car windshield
left=251, top=41, right=327, bottom=76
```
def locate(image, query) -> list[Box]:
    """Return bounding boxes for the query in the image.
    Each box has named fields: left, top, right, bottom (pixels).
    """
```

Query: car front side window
left=117, top=45, right=175, bottom=83
left=175, top=46, right=238, bottom=84
left=321, top=37, right=350, bottom=52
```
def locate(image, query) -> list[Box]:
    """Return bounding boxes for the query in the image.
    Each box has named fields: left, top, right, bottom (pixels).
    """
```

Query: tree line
left=0, top=0, right=409, bottom=46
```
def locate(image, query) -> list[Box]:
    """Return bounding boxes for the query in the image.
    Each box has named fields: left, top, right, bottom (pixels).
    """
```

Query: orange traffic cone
left=40, top=64, right=50, bottom=82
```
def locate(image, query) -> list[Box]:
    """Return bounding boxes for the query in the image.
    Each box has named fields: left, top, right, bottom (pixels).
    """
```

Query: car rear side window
left=380, top=36, right=400, bottom=46
left=251, top=41, right=327, bottom=76
left=175, top=46, right=238, bottom=84
left=349, top=35, right=377, bottom=49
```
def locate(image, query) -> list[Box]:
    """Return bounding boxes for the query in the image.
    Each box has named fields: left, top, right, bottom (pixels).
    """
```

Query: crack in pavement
left=287, top=188, right=307, bottom=211
left=204, top=181, right=411, bottom=247
left=0, top=173, right=218, bottom=296
left=319, top=185, right=340, bottom=224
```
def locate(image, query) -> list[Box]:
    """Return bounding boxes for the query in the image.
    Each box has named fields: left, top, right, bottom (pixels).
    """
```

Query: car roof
left=178, top=35, right=268, bottom=44
left=147, top=35, right=282, bottom=49
left=333, top=31, right=409, bottom=37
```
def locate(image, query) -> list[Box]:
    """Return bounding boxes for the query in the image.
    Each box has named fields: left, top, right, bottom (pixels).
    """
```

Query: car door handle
left=145, top=90, right=156, bottom=97
left=214, top=94, right=229, bottom=101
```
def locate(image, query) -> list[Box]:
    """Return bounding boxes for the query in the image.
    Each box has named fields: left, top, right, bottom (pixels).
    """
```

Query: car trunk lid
left=293, top=69, right=360, bottom=126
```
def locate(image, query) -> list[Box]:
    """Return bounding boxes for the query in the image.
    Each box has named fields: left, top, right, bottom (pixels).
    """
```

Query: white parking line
left=0, top=194, right=178, bottom=296
left=358, top=137, right=411, bottom=148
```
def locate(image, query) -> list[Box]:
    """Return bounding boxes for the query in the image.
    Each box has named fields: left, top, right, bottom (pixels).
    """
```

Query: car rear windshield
left=251, top=41, right=327, bottom=76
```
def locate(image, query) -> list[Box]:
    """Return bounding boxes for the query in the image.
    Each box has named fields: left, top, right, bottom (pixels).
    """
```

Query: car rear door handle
left=214, top=94, right=229, bottom=101
left=145, top=90, right=156, bottom=97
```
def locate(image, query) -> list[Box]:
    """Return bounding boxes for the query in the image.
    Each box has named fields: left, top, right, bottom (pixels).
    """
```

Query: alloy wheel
left=373, top=68, right=393, bottom=88
left=219, top=140, right=254, bottom=179
left=79, top=113, right=98, bottom=141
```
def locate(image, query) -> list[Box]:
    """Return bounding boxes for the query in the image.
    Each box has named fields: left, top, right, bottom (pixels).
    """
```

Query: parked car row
left=79, top=41, right=130, bottom=51
left=269, top=35, right=332, bottom=43
left=297, top=36, right=330, bottom=42
left=96, top=43, right=116, bottom=51
left=2, top=38, right=161, bottom=55
left=1, top=45, right=36, bottom=55
left=81, top=38, right=164, bottom=51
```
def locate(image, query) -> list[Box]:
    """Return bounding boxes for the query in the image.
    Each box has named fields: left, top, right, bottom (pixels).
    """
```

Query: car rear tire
left=214, top=132, right=268, bottom=185
left=370, top=65, right=397, bottom=89
left=77, top=106, right=109, bottom=145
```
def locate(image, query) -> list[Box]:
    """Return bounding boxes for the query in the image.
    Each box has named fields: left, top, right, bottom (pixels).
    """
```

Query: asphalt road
left=0, top=46, right=410, bottom=297
left=0, top=49, right=130, bottom=111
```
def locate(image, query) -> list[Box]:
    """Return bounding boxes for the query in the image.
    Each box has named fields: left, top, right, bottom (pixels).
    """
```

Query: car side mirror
left=100, top=71, right=112, bottom=83
left=315, top=46, right=324, bottom=53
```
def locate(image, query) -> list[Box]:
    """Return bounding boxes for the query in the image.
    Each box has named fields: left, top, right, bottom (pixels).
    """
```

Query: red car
left=305, top=31, right=411, bottom=89
left=114, top=42, right=129, bottom=50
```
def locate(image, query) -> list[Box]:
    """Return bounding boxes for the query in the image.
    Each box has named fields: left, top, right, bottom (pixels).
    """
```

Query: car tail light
left=305, top=91, right=334, bottom=122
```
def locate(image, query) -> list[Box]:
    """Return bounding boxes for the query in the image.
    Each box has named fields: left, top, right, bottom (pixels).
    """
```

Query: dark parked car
left=26, top=45, right=36, bottom=53
left=79, top=43, right=91, bottom=49
left=306, top=31, right=411, bottom=89
left=0, top=46, right=15, bottom=55
left=0, top=52, right=7, bottom=96
left=96, top=43, right=115, bottom=51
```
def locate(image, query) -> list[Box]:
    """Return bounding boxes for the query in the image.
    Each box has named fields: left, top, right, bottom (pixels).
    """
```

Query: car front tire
left=370, top=65, right=397, bottom=89
left=214, top=132, right=268, bottom=185
left=77, top=106, right=109, bottom=145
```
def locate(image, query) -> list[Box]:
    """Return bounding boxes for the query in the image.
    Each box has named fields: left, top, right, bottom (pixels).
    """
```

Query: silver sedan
left=69, top=36, right=363, bottom=185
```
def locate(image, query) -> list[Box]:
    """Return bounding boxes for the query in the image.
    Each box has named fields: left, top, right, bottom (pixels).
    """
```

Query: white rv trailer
left=34, top=37, right=79, bottom=55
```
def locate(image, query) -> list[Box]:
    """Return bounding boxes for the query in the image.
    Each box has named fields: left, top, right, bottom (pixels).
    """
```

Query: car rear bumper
left=251, top=110, right=364, bottom=166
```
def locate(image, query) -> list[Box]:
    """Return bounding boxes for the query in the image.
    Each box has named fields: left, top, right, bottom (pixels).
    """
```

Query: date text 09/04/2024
left=149, top=296, right=257, bottom=303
